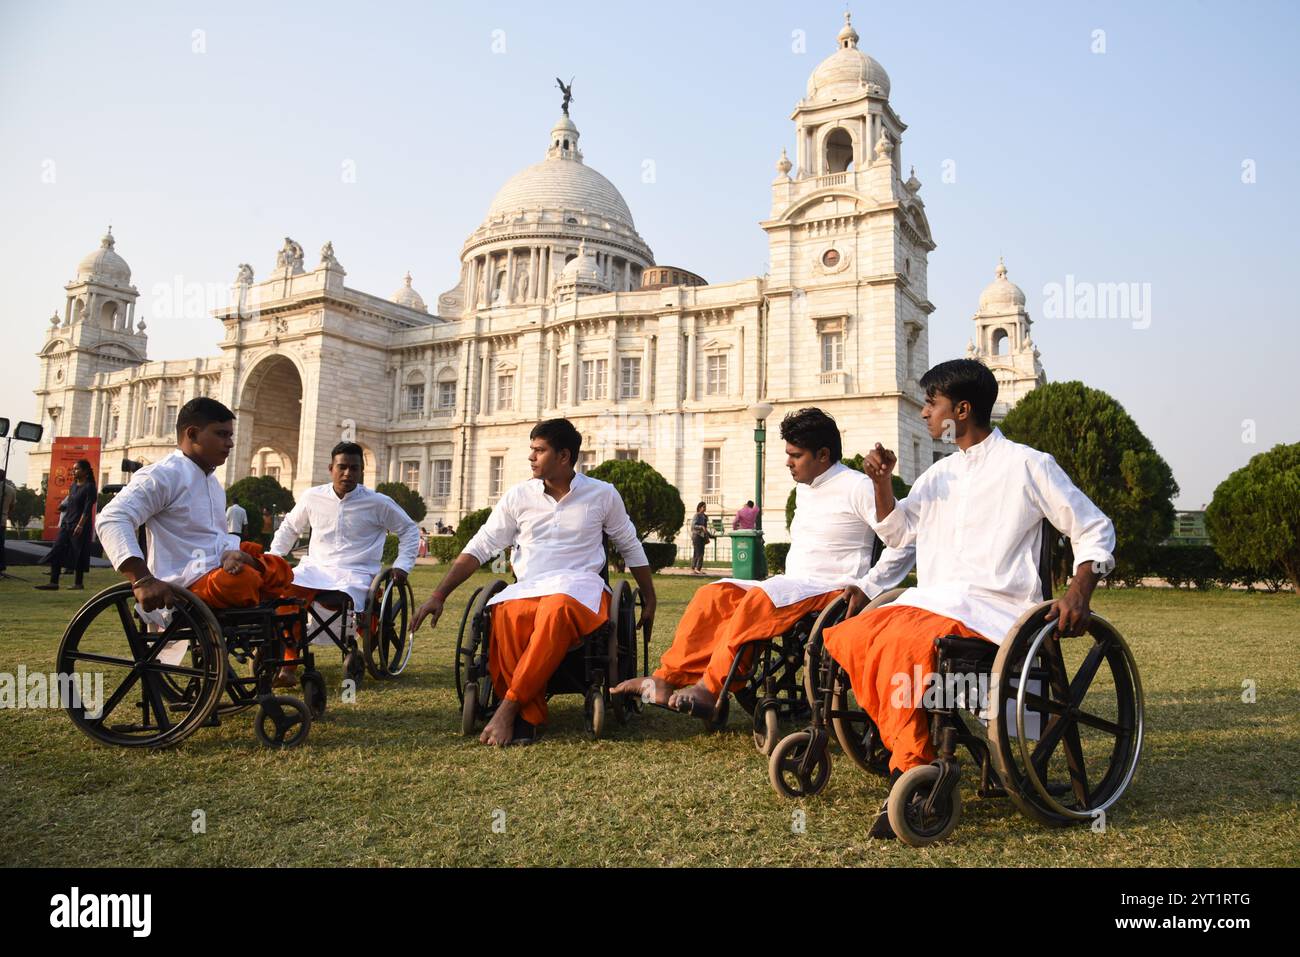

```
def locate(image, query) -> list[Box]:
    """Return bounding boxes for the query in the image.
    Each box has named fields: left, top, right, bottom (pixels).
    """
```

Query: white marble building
left=27, top=14, right=1041, bottom=544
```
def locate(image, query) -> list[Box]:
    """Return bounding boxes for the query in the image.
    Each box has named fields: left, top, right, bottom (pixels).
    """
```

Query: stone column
left=418, top=445, right=430, bottom=498
left=569, top=331, right=580, bottom=406
left=607, top=318, right=618, bottom=402
left=548, top=330, right=559, bottom=408
left=505, top=248, right=516, bottom=305
left=642, top=334, right=654, bottom=403
left=686, top=316, right=698, bottom=402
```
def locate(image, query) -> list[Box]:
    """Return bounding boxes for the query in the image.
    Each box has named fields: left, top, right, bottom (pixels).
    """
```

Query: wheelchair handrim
left=1015, top=614, right=1144, bottom=820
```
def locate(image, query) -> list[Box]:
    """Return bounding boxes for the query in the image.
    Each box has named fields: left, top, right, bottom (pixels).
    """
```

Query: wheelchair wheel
left=364, top=569, right=415, bottom=680
left=753, top=700, right=780, bottom=755
left=254, top=694, right=311, bottom=749
left=768, top=730, right=831, bottom=799
left=987, top=603, right=1144, bottom=827
left=301, top=669, right=327, bottom=718
left=56, top=583, right=227, bottom=749
left=456, top=579, right=507, bottom=705
left=585, top=688, right=606, bottom=739
left=461, top=683, right=479, bottom=736
left=607, top=581, right=639, bottom=724
left=811, top=591, right=901, bottom=777
left=887, top=764, right=962, bottom=847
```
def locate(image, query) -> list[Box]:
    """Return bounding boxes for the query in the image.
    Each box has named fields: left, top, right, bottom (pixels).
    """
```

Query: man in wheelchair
left=615, top=407, right=914, bottom=720
left=97, top=397, right=297, bottom=617
left=411, top=418, right=657, bottom=746
left=266, top=441, right=420, bottom=686
left=826, top=359, right=1116, bottom=839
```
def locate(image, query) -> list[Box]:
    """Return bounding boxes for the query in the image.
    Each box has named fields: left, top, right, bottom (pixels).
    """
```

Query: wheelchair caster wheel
left=301, top=670, right=327, bottom=718
left=585, top=689, right=606, bottom=739
left=887, top=764, right=962, bottom=847
left=753, top=700, right=781, bottom=755
left=461, top=683, right=479, bottom=737
left=254, top=695, right=312, bottom=749
left=344, top=650, right=365, bottom=688
left=768, top=731, right=831, bottom=799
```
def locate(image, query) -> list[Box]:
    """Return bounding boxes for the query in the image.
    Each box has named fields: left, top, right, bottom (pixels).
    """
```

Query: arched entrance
left=236, top=355, right=303, bottom=491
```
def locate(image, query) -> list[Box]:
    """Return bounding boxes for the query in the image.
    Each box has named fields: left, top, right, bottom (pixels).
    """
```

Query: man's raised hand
left=864, top=443, right=897, bottom=484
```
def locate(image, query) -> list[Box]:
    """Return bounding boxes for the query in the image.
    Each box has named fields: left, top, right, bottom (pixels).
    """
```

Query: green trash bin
left=728, top=529, right=767, bottom=580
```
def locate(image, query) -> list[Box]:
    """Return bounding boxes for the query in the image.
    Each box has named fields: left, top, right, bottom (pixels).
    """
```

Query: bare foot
left=481, top=697, right=519, bottom=746
left=668, top=681, right=716, bottom=717
left=272, top=667, right=298, bottom=689
left=611, top=675, right=674, bottom=706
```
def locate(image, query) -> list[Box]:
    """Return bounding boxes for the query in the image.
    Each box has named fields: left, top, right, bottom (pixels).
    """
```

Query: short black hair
left=331, top=441, right=364, bottom=462
left=176, top=397, right=235, bottom=435
left=919, top=359, right=998, bottom=428
left=530, top=418, right=582, bottom=466
left=779, top=407, right=842, bottom=463
left=745, top=500, right=754, bottom=508
left=696, top=501, right=707, bottom=511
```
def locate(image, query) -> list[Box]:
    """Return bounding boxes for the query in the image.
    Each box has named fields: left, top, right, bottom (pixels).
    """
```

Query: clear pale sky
left=2, top=0, right=1296, bottom=507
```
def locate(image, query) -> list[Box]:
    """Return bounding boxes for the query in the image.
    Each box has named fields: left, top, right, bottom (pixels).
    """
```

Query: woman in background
left=36, top=459, right=97, bottom=591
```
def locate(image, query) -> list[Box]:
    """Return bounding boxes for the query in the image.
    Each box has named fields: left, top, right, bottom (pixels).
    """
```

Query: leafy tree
left=785, top=453, right=911, bottom=529
left=453, top=508, right=493, bottom=550
left=226, top=476, right=296, bottom=540
left=376, top=481, right=427, bottom=523
left=1000, top=381, right=1178, bottom=584
left=1206, top=442, right=1300, bottom=594
left=11, top=486, right=44, bottom=528
left=586, top=459, right=685, bottom=542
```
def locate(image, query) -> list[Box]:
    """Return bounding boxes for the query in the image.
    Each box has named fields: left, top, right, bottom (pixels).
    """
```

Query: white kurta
left=269, top=484, right=420, bottom=608
left=867, top=428, right=1116, bottom=643
left=225, top=503, right=248, bottom=534
left=98, top=450, right=240, bottom=587
left=463, top=471, right=649, bottom=613
left=714, top=462, right=915, bottom=607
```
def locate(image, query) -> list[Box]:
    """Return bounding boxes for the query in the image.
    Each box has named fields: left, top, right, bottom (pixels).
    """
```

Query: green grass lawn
left=1, top=567, right=1296, bottom=867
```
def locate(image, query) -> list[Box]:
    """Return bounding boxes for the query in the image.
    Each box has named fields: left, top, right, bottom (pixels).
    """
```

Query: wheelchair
left=454, top=565, right=650, bottom=740
left=55, top=566, right=414, bottom=750
left=767, top=520, right=1144, bottom=847
left=298, top=567, right=416, bottom=684
left=672, top=538, right=890, bottom=756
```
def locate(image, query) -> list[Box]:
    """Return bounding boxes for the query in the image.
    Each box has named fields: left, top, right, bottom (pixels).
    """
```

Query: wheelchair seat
left=309, top=590, right=352, bottom=609
left=935, top=635, right=997, bottom=667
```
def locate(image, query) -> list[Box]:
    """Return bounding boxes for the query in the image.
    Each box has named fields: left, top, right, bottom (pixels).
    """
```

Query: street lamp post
left=0, top=418, right=45, bottom=580
left=747, top=401, right=774, bottom=579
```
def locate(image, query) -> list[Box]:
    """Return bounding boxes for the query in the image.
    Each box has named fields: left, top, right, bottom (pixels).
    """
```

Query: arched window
left=992, top=328, right=1010, bottom=356
left=824, top=128, right=854, bottom=173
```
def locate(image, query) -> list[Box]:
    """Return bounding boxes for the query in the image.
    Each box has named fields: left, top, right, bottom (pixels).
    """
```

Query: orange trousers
left=489, top=591, right=610, bottom=726
left=823, top=604, right=989, bottom=774
left=655, top=583, right=837, bottom=696
left=189, top=542, right=307, bottom=659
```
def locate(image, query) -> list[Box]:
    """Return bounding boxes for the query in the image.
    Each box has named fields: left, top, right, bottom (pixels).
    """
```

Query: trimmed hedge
left=428, top=536, right=460, bottom=563
left=765, top=542, right=791, bottom=575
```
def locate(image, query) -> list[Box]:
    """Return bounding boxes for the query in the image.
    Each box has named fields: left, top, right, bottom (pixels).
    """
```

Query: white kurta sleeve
left=269, top=500, right=309, bottom=557
left=386, top=498, right=421, bottom=573
left=463, top=492, right=520, bottom=564
left=871, top=491, right=921, bottom=549
left=1026, top=453, right=1116, bottom=574
left=97, top=472, right=172, bottom=571
left=603, top=488, right=649, bottom=569
left=859, top=543, right=916, bottom=600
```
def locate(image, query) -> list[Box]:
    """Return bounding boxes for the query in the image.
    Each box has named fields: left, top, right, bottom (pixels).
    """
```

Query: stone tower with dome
left=967, top=258, right=1046, bottom=421
left=763, top=11, right=938, bottom=480
left=26, top=14, right=1041, bottom=545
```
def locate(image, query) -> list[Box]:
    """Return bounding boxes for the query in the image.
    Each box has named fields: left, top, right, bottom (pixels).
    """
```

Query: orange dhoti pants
left=823, top=604, right=989, bottom=774
left=188, top=542, right=306, bottom=658
left=489, top=591, right=611, bottom=726
left=655, top=583, right=838, bottom=696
